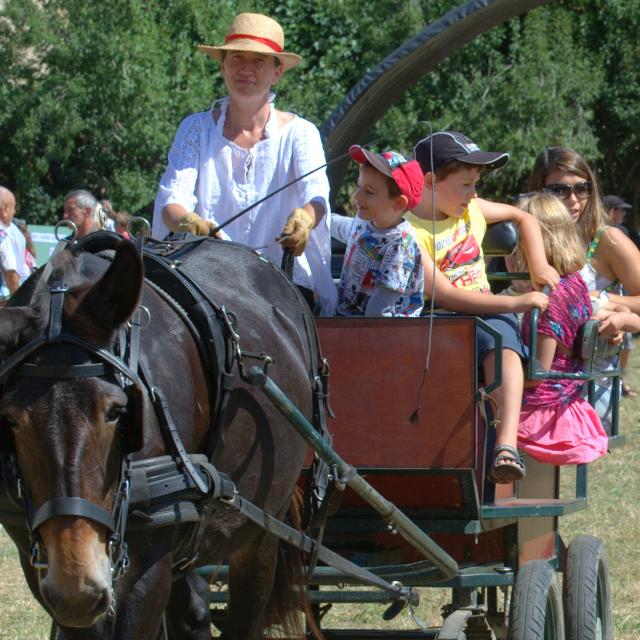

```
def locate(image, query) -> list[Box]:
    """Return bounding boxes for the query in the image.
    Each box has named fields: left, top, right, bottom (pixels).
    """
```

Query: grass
left=1, top=351, right=639, bottom=638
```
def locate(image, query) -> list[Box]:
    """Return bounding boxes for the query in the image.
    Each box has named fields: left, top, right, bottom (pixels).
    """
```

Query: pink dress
left=518, top=272, right=608, bottom=464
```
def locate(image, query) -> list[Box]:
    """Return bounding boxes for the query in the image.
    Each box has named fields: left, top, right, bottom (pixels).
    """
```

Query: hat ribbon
left=224, top=33, right=283, bottom=53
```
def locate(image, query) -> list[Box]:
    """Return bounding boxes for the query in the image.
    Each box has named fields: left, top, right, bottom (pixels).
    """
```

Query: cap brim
left=349, top=145, right=393, bottom=178
left=459, top=151, right=509, bottom=170
left=197, top=43, right=301, bottom=70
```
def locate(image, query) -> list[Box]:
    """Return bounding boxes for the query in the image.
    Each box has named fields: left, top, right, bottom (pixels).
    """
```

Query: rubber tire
left=508, top=560, right=565, bottom=640
left=563, top=535, right=613, bottom=640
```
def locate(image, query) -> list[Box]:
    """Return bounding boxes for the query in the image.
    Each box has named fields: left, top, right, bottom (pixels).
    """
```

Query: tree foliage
left=0, top=0, right=639, bottom=223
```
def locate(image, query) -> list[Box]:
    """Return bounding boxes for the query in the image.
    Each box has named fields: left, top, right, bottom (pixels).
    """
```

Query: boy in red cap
left=331, top=146, right=424, bottom=316
left=407, top=131, right=559, bottom=483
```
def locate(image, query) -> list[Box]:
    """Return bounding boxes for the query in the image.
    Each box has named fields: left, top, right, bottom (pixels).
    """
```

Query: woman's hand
left=280, top=207, right=315, bottom=256
left=176, top=213, right=222, bottom=238
left=595, top=308, right=640, bottom=337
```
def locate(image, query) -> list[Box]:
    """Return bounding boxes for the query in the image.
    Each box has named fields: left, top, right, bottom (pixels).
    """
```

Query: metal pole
left=247, top=367, right=459, bottom=581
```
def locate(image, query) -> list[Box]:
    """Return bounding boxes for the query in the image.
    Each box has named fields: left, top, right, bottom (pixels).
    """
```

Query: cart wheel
left=563, top=535, right=613, bottom=640
left=508, top=560, right=565, bottom=640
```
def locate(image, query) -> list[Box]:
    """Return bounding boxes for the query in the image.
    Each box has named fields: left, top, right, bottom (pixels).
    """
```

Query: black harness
left=0, top=233, right=420, bottom=626
left=0, top=232, right=333, bottom=579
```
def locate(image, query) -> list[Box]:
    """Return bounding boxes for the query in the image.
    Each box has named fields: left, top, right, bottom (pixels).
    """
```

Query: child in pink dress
left=516, top=193, right=608, bottom=464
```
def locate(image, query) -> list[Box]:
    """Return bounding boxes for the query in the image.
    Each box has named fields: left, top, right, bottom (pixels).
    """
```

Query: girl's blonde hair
left=528, top=147, right=608, bottom=247
left=514, top=192, right=585, bottom=276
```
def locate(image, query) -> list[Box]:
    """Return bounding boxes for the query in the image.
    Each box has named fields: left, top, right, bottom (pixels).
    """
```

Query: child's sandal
left=488, top=444, right=526, bottom=484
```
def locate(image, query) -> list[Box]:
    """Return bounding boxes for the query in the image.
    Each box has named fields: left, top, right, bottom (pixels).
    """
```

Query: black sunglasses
left=544, top=180, right=593, bottom=200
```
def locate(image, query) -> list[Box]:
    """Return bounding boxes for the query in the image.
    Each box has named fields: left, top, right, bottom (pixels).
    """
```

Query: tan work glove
left=176, top=213, right=220, bottom=237
left=280, top=208, right=314, bottom=257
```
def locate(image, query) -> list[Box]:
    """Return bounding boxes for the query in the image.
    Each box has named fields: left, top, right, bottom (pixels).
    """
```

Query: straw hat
left=198, top=13, right=301, bottom=70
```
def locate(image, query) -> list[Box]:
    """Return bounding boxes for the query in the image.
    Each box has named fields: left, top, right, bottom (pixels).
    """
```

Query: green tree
left=0, top=0, right=234, bottom=222
left=1, top=0, right=639, bottom=221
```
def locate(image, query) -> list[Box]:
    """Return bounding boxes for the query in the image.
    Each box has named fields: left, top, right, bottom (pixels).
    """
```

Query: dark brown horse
left=0, top=237, right=319, bottom=639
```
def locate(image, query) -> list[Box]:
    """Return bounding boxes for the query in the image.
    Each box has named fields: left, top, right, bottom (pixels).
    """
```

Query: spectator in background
left=0, top=186, right=33, bottom=300
left=13, top=218, right=38, bottom=274
left=604, top=194, right=640, bottom=250
left=62, top=189, right=105, bottom=239
left=100, top=198, right=118, bottom=232
left=113, top=211, right=133, bottom=240
left=604, top=194, right=639, bottom=398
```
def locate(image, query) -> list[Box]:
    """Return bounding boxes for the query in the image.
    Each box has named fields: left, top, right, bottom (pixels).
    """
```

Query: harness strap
left=148, top=384, right=209, bottom=495
left=47, top=281, right=68, bottom=341
left=31, top=497, right=116, bottom=532
left=141, top=250, right=237, bottom=459
left=15, top=362, right=107, bottom=378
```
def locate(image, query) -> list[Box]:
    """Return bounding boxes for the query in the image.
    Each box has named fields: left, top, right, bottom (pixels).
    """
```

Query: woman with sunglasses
left=528, top=146, right=640, bottom=428
left=528, top=147, right=640, bottom=312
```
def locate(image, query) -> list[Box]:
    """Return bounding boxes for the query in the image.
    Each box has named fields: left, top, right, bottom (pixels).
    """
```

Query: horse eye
left=105, top=406, right=126, bottom=423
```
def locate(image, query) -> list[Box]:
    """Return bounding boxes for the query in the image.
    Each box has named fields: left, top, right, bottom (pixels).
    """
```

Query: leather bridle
left=0, top=279, right=144, bottom=582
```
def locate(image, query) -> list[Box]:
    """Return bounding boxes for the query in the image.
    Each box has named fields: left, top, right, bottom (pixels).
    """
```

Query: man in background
left=62, top=189, right=105, bottom=239
left=0, top=186, right=32, bottom=300
left=604, top=194, right=639, bottom=397
left=604, top=194, right=640, bottom=250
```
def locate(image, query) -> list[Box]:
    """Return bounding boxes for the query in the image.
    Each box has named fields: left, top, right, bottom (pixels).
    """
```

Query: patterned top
left=521, top=271, right=592, bottom=406
left=152, top=96, right=336, bottom=314
left=581, top=226, right=622, bottom=295
left=335, top=216, right=424, bottom=317
left=406, top=199, right=490, bottom=294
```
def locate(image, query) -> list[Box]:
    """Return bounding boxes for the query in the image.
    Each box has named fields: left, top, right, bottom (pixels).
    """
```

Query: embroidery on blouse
left=177, top=117, right=201, bottom=171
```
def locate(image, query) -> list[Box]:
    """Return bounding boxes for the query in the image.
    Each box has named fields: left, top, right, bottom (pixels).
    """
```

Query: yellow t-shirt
left=406, top=198, right=491, bottom=294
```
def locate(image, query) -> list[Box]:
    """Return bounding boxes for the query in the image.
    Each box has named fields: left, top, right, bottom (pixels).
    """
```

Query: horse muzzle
left=38, top=516, right=113, bottom=628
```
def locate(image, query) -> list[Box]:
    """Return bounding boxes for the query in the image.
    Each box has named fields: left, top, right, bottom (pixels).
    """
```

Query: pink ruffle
left=518, top=398, right=608, bottom=465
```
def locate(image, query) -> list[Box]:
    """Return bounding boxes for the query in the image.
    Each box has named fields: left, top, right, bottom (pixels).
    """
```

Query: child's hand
left=516, top=291, right=549, bottom=313
left=529, top=264, right=560, bottom=291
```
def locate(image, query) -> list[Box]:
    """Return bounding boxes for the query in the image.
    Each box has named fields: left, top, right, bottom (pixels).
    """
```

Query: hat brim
left=198, top=42, right=301, bottom=70
left=349, top=145, right=393, bottom=178
left=458, top=151, right=509, bottom=170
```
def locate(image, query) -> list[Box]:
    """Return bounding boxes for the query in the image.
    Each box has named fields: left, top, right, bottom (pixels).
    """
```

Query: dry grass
left=1, top=351, right=639, bottom=638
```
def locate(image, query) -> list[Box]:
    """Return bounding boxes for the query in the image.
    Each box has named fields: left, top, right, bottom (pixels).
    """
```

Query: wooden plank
left=317, top=316, right=477, bottom=469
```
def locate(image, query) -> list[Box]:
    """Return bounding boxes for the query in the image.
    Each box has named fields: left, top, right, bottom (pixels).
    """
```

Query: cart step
left=481, top=496, right=586, bottom=519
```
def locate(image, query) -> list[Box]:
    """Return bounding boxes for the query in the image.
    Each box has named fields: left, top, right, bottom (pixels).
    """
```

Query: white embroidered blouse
left=152, top=97, right=336, bottom=314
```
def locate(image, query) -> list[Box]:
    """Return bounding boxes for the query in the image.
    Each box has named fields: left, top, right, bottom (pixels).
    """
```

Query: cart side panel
left=316, top=316, right=477, bottom=469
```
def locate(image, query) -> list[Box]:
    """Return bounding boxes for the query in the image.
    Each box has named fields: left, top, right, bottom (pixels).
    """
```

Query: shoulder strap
left=586, top=226, right=608, bottom=260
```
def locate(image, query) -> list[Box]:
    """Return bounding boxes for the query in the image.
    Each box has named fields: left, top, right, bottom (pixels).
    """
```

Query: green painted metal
left=481, top=498, right=586, bottom=519
left=475, top=317, right=502, bottom=395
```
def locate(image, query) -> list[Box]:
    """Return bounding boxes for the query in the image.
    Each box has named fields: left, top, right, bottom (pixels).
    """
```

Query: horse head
left=0, top=241, right=143, bottom=628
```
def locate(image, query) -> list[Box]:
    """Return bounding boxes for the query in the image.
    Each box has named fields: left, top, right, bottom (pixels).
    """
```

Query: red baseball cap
left=349, top=145, right=424, bottom=210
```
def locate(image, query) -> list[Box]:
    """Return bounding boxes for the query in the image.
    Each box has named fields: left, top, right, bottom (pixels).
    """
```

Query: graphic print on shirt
left=438, top=233, right=485, bottom=290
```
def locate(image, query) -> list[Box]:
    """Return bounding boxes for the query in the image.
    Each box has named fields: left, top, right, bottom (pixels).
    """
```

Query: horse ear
left=0, top=307, right=39, bottom=358
left=76, top=241, right=144, bottom=336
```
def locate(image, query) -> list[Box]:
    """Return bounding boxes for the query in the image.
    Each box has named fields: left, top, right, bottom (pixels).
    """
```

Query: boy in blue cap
left=407, top=131, right=558, bottom=483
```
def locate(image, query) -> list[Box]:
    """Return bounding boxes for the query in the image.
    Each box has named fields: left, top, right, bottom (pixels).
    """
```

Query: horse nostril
left=91, top=587, right=112, bottom=616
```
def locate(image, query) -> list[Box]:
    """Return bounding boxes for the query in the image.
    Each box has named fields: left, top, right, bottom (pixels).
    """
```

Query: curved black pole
left=321, top=0, right=554, bottom=199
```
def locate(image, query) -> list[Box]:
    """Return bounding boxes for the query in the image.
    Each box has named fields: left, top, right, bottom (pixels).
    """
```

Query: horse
left=0, top=235, right=323, bottom=639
